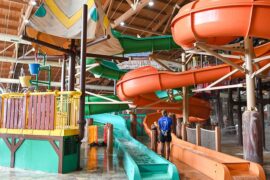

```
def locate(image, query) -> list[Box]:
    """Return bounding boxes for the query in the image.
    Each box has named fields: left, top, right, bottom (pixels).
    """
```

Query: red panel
left=10, top=99, right=14, bottom=129
left=3, top=98, right=8, bottom=128
left=32, top=96, right=37, bottom=130
left=45, top=95, right=50, bottom=130
left=36, top=95, right=41, bottom=130
left=40, top=95, right=46, bottom=130
left=21, top=97, right=27, bottom=129
left=14, top=99, right=19, bottom=129
left=28, top=96, right=33, bottom=129
left=49, top=95, right=55, bottom=130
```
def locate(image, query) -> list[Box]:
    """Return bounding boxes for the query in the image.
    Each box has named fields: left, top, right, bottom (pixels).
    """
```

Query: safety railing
left=0, top=91, right=81, bottom=131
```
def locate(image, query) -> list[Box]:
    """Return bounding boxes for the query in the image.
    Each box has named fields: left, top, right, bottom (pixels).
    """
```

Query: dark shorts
left=159, top=132, right=172, bottom=143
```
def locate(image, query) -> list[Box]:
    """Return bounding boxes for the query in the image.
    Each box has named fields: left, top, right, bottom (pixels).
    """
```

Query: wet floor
left=0, top=143, right=127, bottom=180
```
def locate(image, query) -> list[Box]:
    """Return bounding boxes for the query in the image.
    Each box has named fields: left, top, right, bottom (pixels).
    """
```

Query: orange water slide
left=116, top=43, right=270, bottom=122
left=171, top=0, right=270, bottom=49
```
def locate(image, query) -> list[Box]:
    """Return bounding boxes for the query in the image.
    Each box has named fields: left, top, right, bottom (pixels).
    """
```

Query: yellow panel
left=45, top=0, right=95, bottom=28
left=0, top=128, right=79, bottom=136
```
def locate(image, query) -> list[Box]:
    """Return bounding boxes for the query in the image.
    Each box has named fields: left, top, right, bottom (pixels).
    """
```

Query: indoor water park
left=0, top=0, right=270, bottom=179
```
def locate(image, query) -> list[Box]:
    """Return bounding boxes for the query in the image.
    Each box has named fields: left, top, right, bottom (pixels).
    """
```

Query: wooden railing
left=0, top=91, right=81, bottom=131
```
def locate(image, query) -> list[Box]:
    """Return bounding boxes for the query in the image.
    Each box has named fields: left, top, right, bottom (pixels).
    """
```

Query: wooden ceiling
left=0, top=0, right=191, bottom=92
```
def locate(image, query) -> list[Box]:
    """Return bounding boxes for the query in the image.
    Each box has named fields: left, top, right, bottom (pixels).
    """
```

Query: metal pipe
left=21, top=35, right=71, bottom=53
left=86, top=35, right=110, bottom=47
left=78, top=4, right=88, bottom=141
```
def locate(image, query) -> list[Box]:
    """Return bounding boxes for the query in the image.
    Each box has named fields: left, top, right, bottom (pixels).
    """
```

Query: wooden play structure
left=0, top=91, right=81, bottom=173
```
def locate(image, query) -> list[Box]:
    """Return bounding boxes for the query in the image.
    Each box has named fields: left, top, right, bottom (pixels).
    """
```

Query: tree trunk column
left=169, top=113, right=176, bottom=134
left=107, top=124, right=114, bottom=155
left=150, top=124, right=158, bottom=152
left=243, top=37, right=263, bottom=164
left=130, top=112, right=137, bottom=139
left=176, top=118, right=182, bottom=138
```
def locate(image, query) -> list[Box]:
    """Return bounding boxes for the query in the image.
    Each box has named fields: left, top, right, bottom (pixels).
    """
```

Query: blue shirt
left=158, top=116, right=172, bottom=133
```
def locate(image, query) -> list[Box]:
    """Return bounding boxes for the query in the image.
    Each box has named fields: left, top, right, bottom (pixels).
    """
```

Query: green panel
left=0, top=138, right=11, bottom=167
left=62, top=136, right=79, bottom=173
left=15, top=139, right=58, bottom=173
left=112, top=30, right=180, bottom=54
left=85, top=95, right=129, bottom=115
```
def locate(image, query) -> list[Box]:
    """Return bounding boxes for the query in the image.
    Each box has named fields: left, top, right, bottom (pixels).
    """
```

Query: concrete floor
left=0, top=143, right=126, bottom=180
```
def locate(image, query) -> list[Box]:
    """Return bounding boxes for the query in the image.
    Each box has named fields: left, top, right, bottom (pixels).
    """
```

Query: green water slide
left=112, top=30, right=180, bottom=54
left=85, top=95, right=129, bottom=115
left=86, top=58, right=126, bottom=80
left=87, top=113, right=179, bottom=180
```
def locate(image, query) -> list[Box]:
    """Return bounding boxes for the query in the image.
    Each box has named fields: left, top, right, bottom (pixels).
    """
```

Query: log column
left=130, top=112, right=137, bottom=139
left=243, top=37, right=263, bottom=164
left=107, top=124, right=113, bottom=155
left=150, top=124, right=158, bottom=152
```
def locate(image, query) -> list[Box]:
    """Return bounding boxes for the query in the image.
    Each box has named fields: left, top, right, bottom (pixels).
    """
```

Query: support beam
left=242, top=37, right=263, bottom=164
left=69, top=39, right=76, bottom=91
left=121, top=24, right=164, bottom=36
left=0, top=33, right=31, bottom=45
left=252, top=63, right=270, bottom=78
left=78, top=4, right=88, bottom=141
left=18, top=2, right=34, bottom=36
left=193, top=84, right=245, bottom=92
left=0, top=78, right=114, bottom=91
left=61, top=60, right=66, bottom=91
left=195, top=42, right=246, bottom=72
left=112, top=0, right=150, bottom=28
left=207, top=68, right=240, bottom=88
left=182, top=53, right=189, bottom=124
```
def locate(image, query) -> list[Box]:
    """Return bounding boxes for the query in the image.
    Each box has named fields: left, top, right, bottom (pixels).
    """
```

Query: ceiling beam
left=3, top=0, right=28, bottom=5
left=112, top=0, right=150, bottom=28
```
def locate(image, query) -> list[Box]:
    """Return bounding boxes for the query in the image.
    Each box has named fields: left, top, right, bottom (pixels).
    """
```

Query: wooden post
left=237, top=87, right=243, bottom=145
left=170, top=114, right=176, bottom=134
left=196, top=124, right=201, bottom=146
left=243, top=37, right=263, bottom=164
left=130, top=112, right=137, bottom=139
left=176, top=118, right=182, bottom=138
left=88, top=118, right=93, bottom=126
left=107, top=123, right=113, bottom=155
left=78, top=4, right=88, bottom=141
left=150, top=124, right=158, bottom=152
left=215, top=126, right=221, bottom=152
left=181, top=123, right=187, bottom=141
